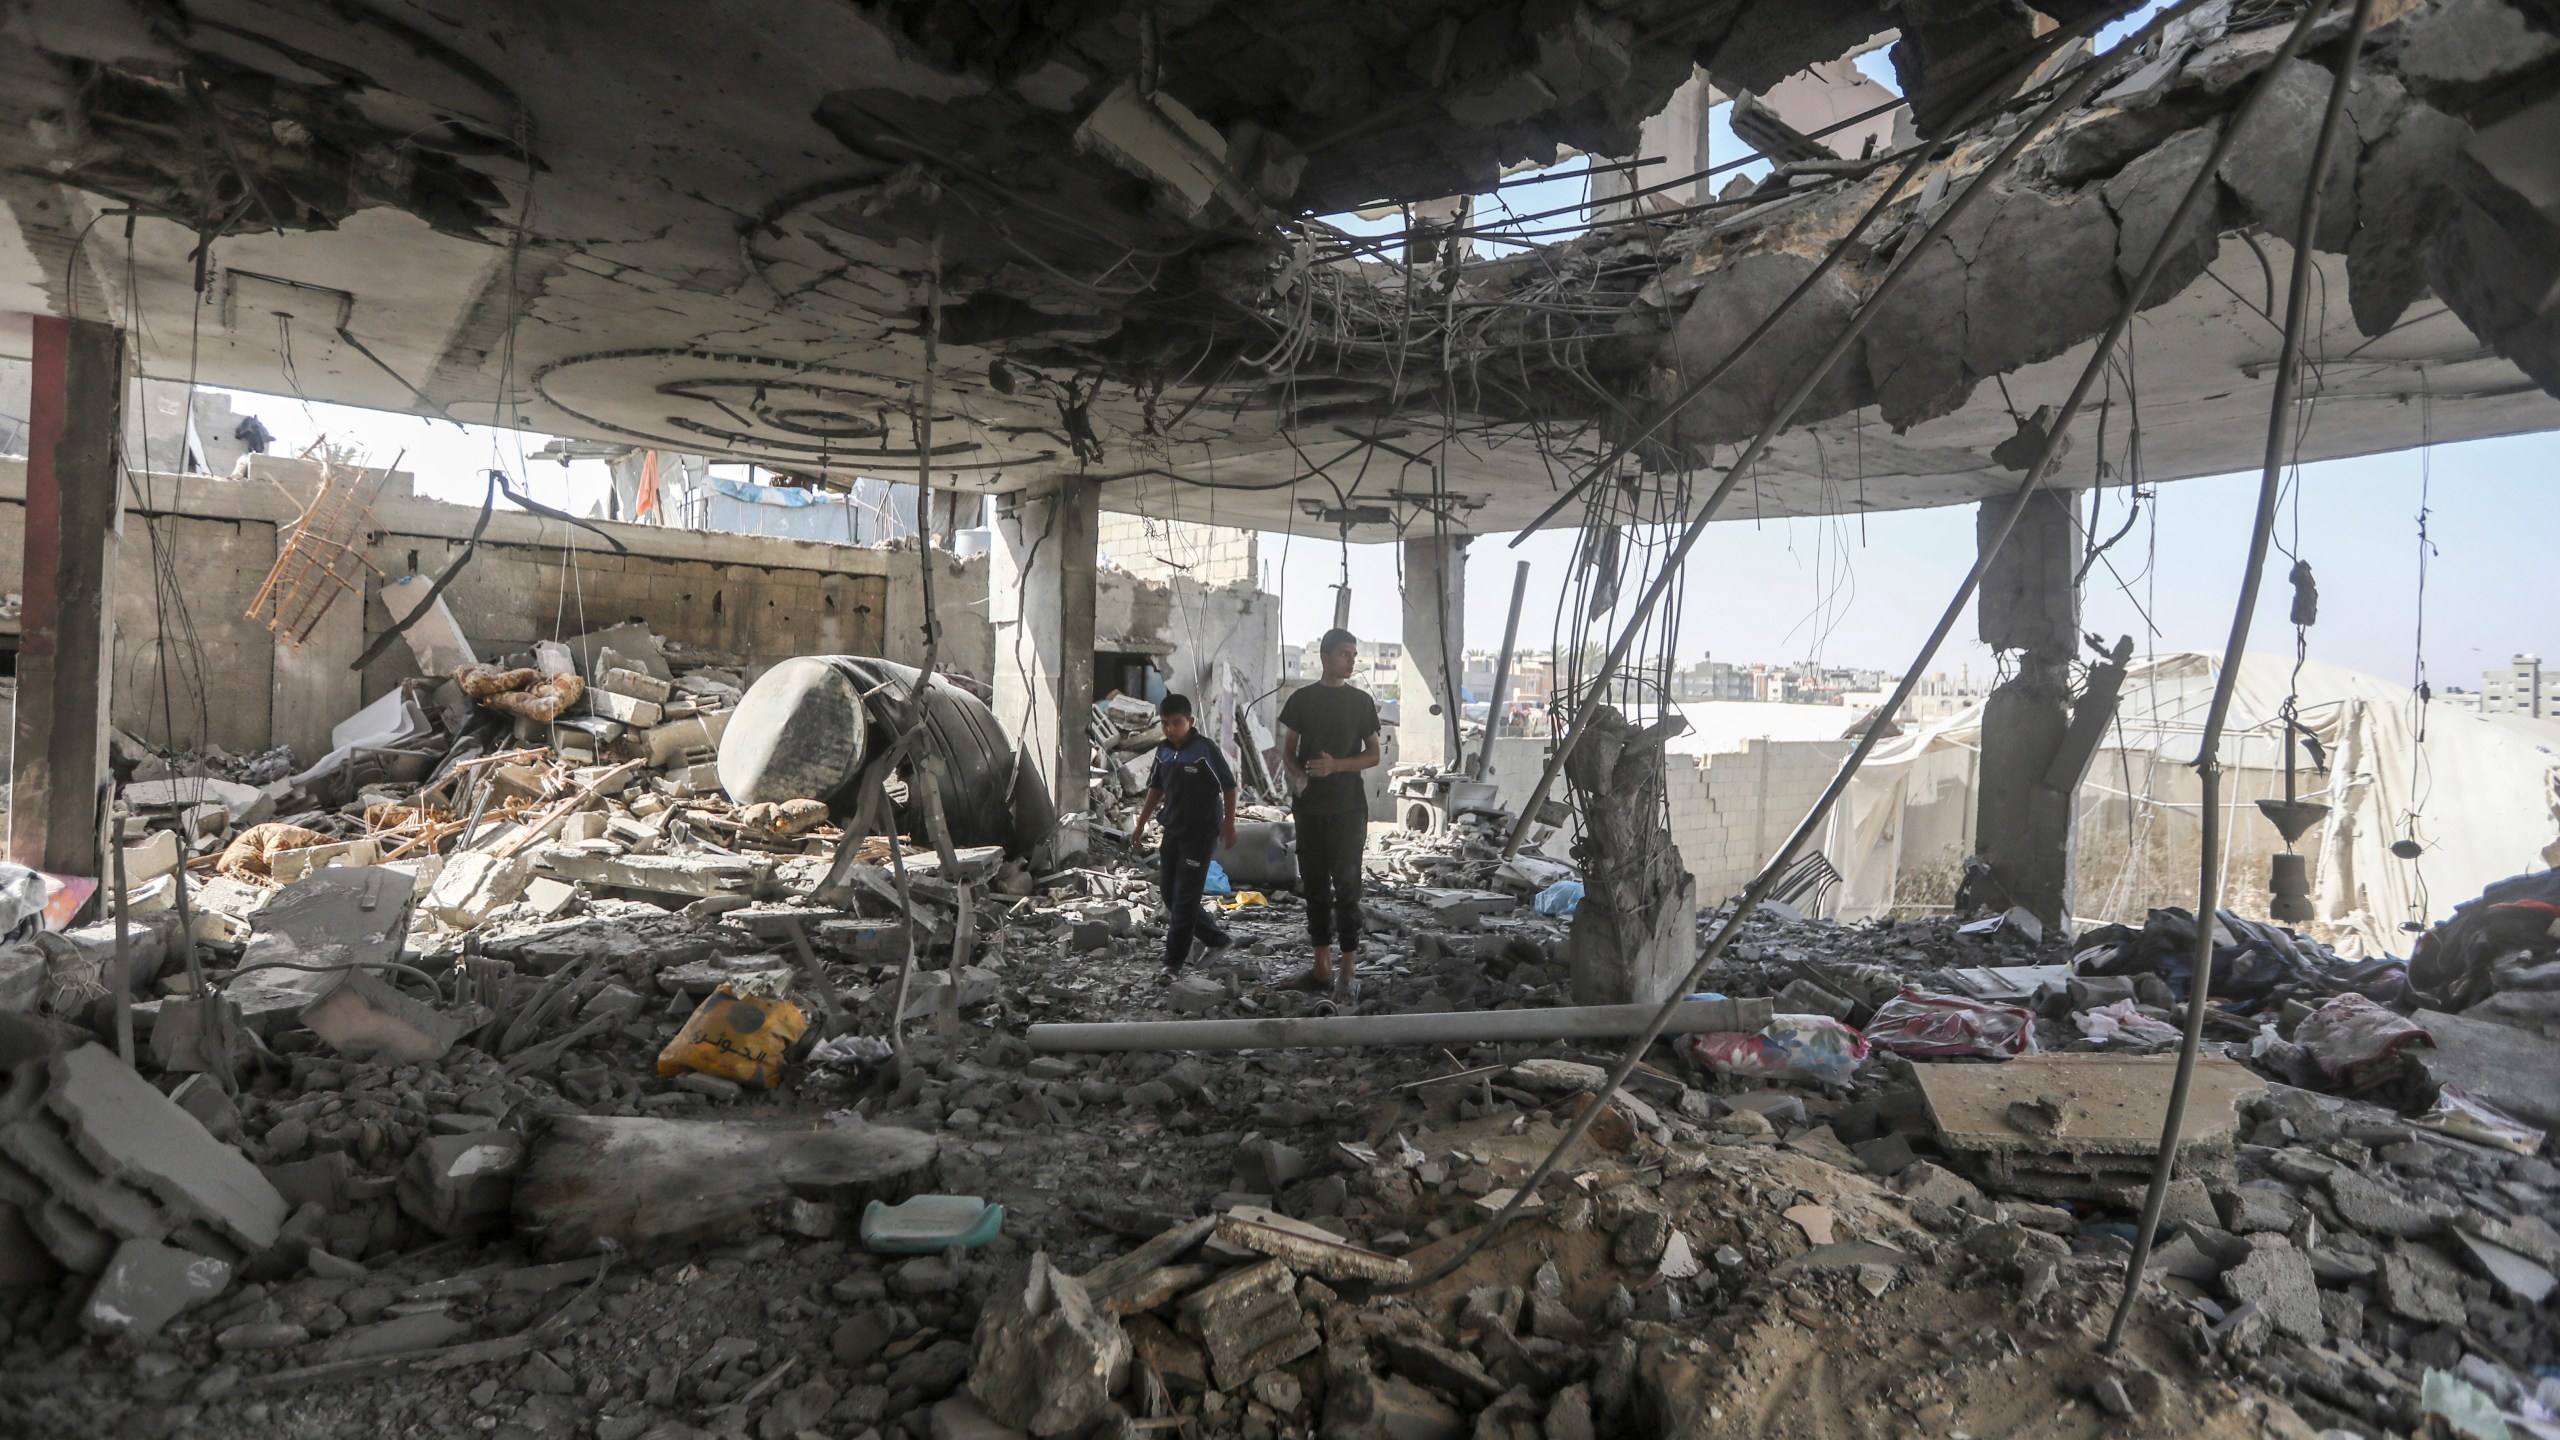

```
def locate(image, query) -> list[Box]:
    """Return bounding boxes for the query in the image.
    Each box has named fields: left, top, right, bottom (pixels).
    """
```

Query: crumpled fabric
left=2073, top=998, right=2181, bottom=1048
left=1687, top=1014, right=1870, bottom=1086
left=2074, top=906, right=2408, bottom=1007
left=1534, top=879, right=1585, bottom=916
left=2292, top=992, right=2432, bottom=1092
left=1864, top=989, right=2039, bottom=1059
left=741, top=798, right=831, bottom=839
left=2409, top=869, right=2560, bottom=1011
left=216, top=821, right=332, bottom=881
left=455, top=664, right=586, bottom=723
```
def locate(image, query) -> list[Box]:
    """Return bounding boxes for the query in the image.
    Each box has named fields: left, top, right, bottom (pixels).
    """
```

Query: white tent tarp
left=1823, top=652, right=2560, bottom=956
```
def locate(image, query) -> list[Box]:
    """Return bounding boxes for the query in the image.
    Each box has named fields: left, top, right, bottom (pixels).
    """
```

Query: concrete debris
left=8, top=548, right=2555, bottom=1440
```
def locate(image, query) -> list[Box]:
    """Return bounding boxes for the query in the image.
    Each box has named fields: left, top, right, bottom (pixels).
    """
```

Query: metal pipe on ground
left=1028, top=997, right=1772, bottom=1053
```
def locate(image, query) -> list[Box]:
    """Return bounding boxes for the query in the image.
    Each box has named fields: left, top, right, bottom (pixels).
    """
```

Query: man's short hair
left=1159, top=693, right=1193, bottom=719
left=1319, top=628, right=1358, bottom=655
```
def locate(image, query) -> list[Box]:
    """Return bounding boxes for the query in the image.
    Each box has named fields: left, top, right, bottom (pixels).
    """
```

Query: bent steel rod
left=1507, top=0, right=2156, bottom=549
left=2105, top=0, right=2374, bottom=1352
left=1498, top=0, right=2214, bottom=864
left=1396, top=1, right=2237, bottom=1294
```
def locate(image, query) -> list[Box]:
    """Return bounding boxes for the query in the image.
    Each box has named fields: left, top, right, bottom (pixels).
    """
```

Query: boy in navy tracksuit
left=1132, top=694, right=1238, bottom=974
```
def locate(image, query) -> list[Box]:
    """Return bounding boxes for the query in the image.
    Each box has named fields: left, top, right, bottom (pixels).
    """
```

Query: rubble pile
left=1, top=620, right=2556, bottom=1440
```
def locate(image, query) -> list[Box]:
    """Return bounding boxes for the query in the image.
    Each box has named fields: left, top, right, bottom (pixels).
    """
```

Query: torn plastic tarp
left=1863, top=989, right=2038, bottom=1058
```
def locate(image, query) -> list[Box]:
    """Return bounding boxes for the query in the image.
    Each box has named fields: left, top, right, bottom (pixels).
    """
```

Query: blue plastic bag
left=1535, top=879, right=1585, bottom=916
left=1204, top=860, right=1233, bottom=896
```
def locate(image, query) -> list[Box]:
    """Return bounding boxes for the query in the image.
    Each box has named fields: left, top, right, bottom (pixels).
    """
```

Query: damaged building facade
left=0, top=0, right=2555, bottom=1436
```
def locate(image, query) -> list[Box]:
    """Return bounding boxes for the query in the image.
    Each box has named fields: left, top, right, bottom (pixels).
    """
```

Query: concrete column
left=1972, top=489, right=2082, bottom=929
left=10, top=316, right=123, bottom=877
left=991, top=475, right=1098, bottom=852
left=1396, top=531, right=1468, bottom=771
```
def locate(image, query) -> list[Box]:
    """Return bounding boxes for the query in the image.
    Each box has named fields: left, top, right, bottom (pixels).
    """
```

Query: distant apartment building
left=1463, top=649, right=1560, bottom=703
left=1291, top=636, right=1401, bottom=695
left=2483, top=655, right=2560, bottom=718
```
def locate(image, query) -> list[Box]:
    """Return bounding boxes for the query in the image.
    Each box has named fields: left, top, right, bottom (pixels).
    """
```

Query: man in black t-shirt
left=1276, top=628, right=1381, bottom=999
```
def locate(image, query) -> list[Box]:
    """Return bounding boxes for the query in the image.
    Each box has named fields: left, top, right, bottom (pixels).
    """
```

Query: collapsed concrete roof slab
left=0, top=0, right=2548, bottom=541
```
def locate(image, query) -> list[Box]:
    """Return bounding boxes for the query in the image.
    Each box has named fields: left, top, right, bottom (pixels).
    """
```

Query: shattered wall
left=1092, top=567, right=1282, bottom=729
left=1665, top=736, right=1857, bottom=909
left=0, top=458, right=966, bottom=761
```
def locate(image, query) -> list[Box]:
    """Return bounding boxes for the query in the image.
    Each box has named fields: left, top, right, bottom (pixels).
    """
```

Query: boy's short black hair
left=1320, top=628, right=1358, bottom=655
left=1159, top=693, right=1194, bottom=719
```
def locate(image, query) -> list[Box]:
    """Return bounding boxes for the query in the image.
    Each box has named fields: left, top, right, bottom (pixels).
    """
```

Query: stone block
left=423, top=851, right=532, bottom=928
left=41, top=1044, right=286, bottom=1251
left=586, top=689, right=664, bottom=726
left=0, top=1111, right=169, bottom=1241
left=83, top=1238, right=231, bottom=1337
left=596, top=667, right=673, bottom=706
left=2220, top=1235, right=2321, bottom=1343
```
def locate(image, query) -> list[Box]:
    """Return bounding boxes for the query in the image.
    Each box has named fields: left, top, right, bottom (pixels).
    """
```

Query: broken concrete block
left=965, top=1252, right=1129, bottom=1435
left=586, top=689, right=664, bottom=726
left=230, top=868, right=416, bottom=1022
left=269, top=838, right=381, bottom=886
left=298, top=967, right=480, bottom=1065
left=1214, top=1206, right=1412, bottom=1283
left=644, top=711, right=729, bottom=769
left=2220, top=1235, right=2321, bottom=1344
left=1178, top=1258, right=1320, bottom=1392
left=521, top=876, right=580, bottom=919
left=398, top=1130, right=527, bottom=1238
left=1379, top=1332, right=1504, bottom=1406
left=83, top=1238, right=231, bottom=1337
left=424, top=851, right=533, bottom=928
left=41, top=1044, right=286, bottom=1251
left=533, top=849, right=766, bottom=900
left=0, top=1108, right=170, bottom=1241
left=597, top=667, right=673, bottom=706
left=28, top=1196, right=116, bottom=1273
left=120, top=830, right=181, bottom=887
left=2379, top=1243, right=2469, bottom=1326
left=2218, top=61, right=2358, bottom=253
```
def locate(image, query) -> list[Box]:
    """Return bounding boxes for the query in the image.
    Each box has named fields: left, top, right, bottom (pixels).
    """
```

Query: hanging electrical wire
left=2105, top=0, right=2376, bottom=1351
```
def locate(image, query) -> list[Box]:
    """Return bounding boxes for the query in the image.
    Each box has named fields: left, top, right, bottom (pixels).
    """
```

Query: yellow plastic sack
left=1220, top=891, right=1268, bottom=912
left=656, top=986, right=807, bottom=1090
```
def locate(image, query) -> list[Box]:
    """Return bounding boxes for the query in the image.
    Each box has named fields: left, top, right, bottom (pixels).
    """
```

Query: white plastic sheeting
left=1823, top=653, right=2560, bottom=956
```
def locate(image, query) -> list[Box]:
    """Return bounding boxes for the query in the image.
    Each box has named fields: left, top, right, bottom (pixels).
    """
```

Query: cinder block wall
left=1665, top=738, right=1855, bottom=908
left=0, top=458, right=994, bottom=763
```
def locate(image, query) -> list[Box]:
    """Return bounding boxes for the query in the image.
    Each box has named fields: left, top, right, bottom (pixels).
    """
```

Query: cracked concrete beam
left=1660, top=249, right=1868, bottom=447
left=2218, top=61, right=2364, bottom=254
left=2101, top=123, right=2228, bottom=309
left=1960, top=184, right=2126, bottom=383
left=2350, top=103, right=2476, bottom=335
